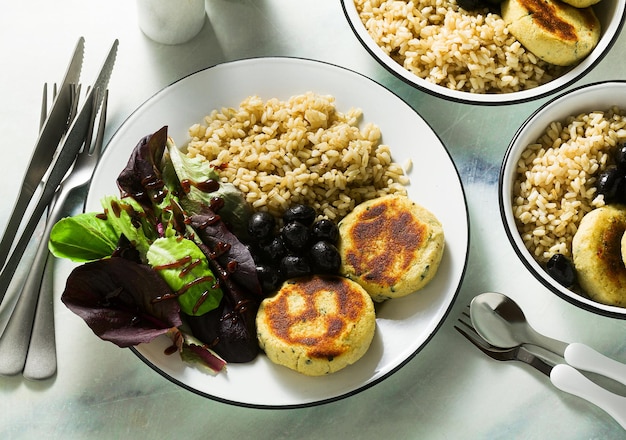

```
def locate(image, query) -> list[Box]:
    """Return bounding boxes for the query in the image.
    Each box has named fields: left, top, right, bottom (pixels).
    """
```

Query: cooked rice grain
left=513, top=107, right=626, bottom=263
left=186, top=93, right=408, bottom=220
left=355, top=0, right=566, bottom=93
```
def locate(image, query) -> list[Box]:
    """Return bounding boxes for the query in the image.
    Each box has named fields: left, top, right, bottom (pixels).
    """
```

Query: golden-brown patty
left=338, top=194, right=444, bottom=302
left=561, top=0, right=601, bottom=7
left=256, top=275, right=376, bottom=376
left=501, top=0, right=601, bottom=66
left=621, top=231, right=626, bottom=267
left=572, top=205, right=626, bottom=307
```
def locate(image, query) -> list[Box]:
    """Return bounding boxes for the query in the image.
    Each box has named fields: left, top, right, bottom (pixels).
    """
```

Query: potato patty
left=572, top=205, right=626, bottom=307
left=256, top=275, right=376, bottom=376
left=502, top=0, right=601, bottom=66
left=338, top=195, right=444, bottom=302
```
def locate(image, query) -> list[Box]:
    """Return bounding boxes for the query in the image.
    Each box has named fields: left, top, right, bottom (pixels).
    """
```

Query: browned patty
left=516, top=0, right=597, bottom=42
left=502, top=0, right=601, bottom=66
left=572, top=205, right=626, bottom=307
left=338, top=194, right=444, bottom=301
left=256, top=275, right=376, bottom=376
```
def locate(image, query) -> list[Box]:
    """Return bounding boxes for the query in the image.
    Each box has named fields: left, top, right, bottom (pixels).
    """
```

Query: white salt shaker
left=136, top=0, right=206, bottom=45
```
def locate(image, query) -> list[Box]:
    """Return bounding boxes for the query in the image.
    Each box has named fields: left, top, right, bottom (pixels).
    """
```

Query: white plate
left=86, top=57, right=469, bottom=408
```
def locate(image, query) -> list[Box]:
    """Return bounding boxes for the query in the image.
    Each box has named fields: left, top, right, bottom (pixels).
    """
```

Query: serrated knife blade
left=0, top=37, right=84, bottom=270
left=0, top=38, right=118, bottom=304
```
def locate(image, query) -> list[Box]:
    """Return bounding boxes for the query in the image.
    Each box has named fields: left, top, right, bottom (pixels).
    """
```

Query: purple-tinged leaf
left=168, top=328, right=227, bottom=375
left=186, top=240, right=260, bottom=363
left=61, top=257, right=182, bottom=347
left=189, top=206, right=262, bottom=297
left=116, top=126, right=169, bottom=216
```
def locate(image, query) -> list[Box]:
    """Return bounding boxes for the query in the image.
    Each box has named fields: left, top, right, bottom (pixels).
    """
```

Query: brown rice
left=354, top=0, right=566, bottom=93
left=513, top=107, right=626, bottom=263
left=186, top=92, right=409, bottom=221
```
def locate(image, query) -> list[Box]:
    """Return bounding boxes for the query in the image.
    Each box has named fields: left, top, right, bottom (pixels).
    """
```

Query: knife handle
left=0, top=208, right=54, bottom=376
left=22, top=252, right=57, bottom=380
left=550, top=364, right=626, bottom=429
left=565, top=343, right=626, bottom=387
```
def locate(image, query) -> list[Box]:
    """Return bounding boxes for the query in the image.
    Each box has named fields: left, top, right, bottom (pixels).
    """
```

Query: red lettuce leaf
left=189, top=206, right=262, bottom=297
left=186, top=238, right=260, bottom=363
left=61, top=257, right=182, bottom=347
left=116, top=125, right=169, bottom=218
left=186, top=207, right=262, bottom=362
left=168, top=328, right=227, bottom=374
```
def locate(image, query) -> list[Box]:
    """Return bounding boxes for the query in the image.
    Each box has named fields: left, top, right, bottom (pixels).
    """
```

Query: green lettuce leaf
left=146, top=236, right=222, bottom=316
left=48, top=214, right=119, bottom=262
left=168, top=142, right=252, bottom=238
left=100, top=195, right=156, bottom=260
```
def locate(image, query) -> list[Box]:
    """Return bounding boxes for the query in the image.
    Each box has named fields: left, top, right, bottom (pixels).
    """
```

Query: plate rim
left=86, top=55, right=471, bottom=408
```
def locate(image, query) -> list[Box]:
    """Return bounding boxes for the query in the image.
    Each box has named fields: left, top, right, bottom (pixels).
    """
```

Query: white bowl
left=500, top=81, right=626, bottom=318
left=341, top=0, right=625, bottom=105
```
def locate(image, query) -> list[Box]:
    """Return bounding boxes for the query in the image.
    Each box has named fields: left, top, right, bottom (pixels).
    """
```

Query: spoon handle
left=564, top=343, right=626, bottom=387
left=550, top=364, right=626, bottom=429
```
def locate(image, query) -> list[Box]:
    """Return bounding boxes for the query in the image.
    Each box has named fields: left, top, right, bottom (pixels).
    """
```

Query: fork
left=23, top=87, right=108, bottom=380
left=455, top=309, right=556, bottom=375
left=454, top=308, right=626, bottom=429
left=0, top=88, right=108, bottom=379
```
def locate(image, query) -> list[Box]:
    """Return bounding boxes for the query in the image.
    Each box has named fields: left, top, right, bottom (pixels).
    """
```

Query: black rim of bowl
left=499, top=80, right=626, bottom=319
left=340, top=0, right=626, bottom=106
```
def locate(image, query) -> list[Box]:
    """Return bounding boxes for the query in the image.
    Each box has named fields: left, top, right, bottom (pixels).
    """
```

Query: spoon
left=470, top=292, right=626, bottom=387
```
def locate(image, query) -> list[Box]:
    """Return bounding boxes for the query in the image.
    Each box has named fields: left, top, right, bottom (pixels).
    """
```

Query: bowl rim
left=340, top=0, right=626, bottom=106
left=499, top=80, right=626, bottom=319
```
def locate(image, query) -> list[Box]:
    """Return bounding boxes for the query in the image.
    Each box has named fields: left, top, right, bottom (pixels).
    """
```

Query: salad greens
left=51, top=126, right=262, bottom=373
left=61, top=258, right=183, bottom=347
left=48, top=214, right=118, bottom=262
left=168, top=144, right=252, bottom=239
left=146, top=236, right=222, bottom=316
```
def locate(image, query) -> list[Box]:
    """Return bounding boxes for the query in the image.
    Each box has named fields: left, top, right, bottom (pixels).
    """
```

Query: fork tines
left=454, top=306, right=506, bottom=354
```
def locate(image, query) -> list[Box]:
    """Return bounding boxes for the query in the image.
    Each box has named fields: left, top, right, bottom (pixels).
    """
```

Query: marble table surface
left=1, top=1, right=626, bottom=438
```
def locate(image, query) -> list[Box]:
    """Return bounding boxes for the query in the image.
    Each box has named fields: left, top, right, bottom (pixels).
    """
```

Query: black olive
left=456, top=0, right=489, bottom=10
left=615, top=143, right=626, bottom=170
left=310, top=241, right=341, bottom=274
left=247, top=211, right=276, bottom=244
left=311, top=219, right=339, bottom=244
left=596, top=165, right=626, bottom=204
left=259, top=236, right=288, bottom=264
left=546, top=254, right=576, bottom=288
left=256, top=264, right=283, bottom=294
left=280, top=255, right=311, bottom=279
left=246, top=243, right=264, bottom=264
left=280, top=221, right=311, bottom=252
left=283, top=204, right=316, bottom=227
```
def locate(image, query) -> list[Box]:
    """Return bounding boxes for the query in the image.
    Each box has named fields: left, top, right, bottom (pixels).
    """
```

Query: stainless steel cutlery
left=0, top=37, right=116, bottom=379
left=456, top=294, right=626, bottom=429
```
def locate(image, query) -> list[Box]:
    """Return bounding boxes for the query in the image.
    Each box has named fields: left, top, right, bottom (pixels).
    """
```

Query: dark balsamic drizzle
left=164, top=345, right=178, bottom=356
left=151, top=255, right=218, bottom=316
left=180, top=178, right=220, bottom=194
left=221, top=299, right=255, bottom=323
left=152, top=255, right=192, bottom=271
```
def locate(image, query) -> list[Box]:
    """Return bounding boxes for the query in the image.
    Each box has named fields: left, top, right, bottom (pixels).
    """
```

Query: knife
left=23, top=89, right=108, bottom=381
left=527, top=347, right=626, bottom=429
left=0, top=37, right=84, bottom=271
left=456, top=322, right=626, bottom=429
left=511, top=344, right=626, bottom=429
left=0, top=39, right=118, bottom=303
